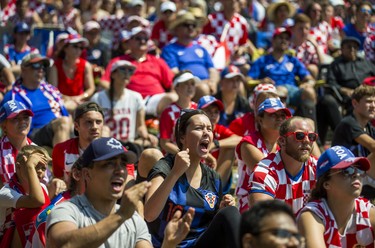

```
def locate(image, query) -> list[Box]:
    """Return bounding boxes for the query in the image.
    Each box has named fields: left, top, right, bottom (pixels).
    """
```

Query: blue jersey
left=2, top=79, right=69, bottom=133
left=4, top=44, right=39, bottom=65
left=147, top=154, right=222, bottom=248
left=248, top=54, right=309, bottom=87
left=161, top=41, right=214, bottom=80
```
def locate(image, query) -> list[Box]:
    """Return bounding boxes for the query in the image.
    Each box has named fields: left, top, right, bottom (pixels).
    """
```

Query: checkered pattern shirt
left=235, top=131, right=278, bottom=213
left=309, top=21, right=332, bottom=54
left=159, top=102, right=197, bottom=141
left=291, top=40, right=319, bottom=66
left=203, top=11, right=249, bottom=55
left=99, top=15, right=128, bottom=50
left=196, top=34, right=219, bottom=57
left=365, top=32, right=375, bottom=62
left=299, top=198, right=374, bottom=248
left=1, top=0, right=42, bottom=25
left=0, top=136, right=33, bottom=183
left=57, top=7, right=80, bottom=30
left=249, top=152, right=317, bottom=214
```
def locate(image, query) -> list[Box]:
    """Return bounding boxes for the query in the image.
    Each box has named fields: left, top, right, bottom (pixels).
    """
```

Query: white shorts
left=143, top=93, right=166, bottom=116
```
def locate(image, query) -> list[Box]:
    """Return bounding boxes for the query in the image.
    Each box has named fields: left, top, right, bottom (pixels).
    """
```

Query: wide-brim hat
left=21, top=53, right=52, bottom=67
left=266, top=0, right=296, bottom=22
left=169, top=11, right=196, bottom=31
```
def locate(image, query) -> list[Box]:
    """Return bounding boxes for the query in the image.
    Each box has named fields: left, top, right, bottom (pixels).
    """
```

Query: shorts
left=283, top=84, right=301, bottom=107
left=29, top=122, right=54, bottom=147
left=143, top=93, right=166, bottom=116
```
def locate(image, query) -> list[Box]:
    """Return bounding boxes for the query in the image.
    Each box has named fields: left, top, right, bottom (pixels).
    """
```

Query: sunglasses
left=28, top=63, right=46, bottom=70
left=71, top=44, right=84, bottom=50
left=285, top=131, right=318, bottom=142
left=360, top=8, right=372, bottom=14
left=330, top=166, right=366, bottom=178
left=133, top=36, right=148, bottom=42
left=253, top=228, right=303, bottom=243
left=181, top=23, right=197, bottom=29
left=117, top=67, right=135, bottom=74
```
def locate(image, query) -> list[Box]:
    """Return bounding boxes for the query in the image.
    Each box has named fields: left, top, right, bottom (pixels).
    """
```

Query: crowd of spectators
left=1, top=0, right=375, bottom=247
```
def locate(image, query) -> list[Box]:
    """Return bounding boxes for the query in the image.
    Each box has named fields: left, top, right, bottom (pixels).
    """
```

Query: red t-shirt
left=55, top=58, right=86, bottom=96
left=229, top=112, right=256, bottom=137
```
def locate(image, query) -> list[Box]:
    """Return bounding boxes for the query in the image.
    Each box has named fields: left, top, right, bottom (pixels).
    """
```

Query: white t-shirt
left=91, top=89, right=144, bottom=142
left=0, top=184, right=22, bottom=227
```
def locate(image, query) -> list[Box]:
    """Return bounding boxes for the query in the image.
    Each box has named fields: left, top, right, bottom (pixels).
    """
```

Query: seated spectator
left=47, top=137, right=194, bottom=248
left=101, top=26, right=177, bottom=117
left=56, top=0, right=83, bottom=32
left=48, top=34, right=95, bottom=113
left=151, top=1, right=176, bottom=50
left=159, top=70, right=198, bottom=155
left=0, top=55, right=15, bottom=105
left=2, top=53, right=71, bottom=148
left=317, top=37, right=375, bottom=145
left=247, top=27, right=317, bottom=123
left=215, top=65, right=250, bottom=127
left=7, top=0, right=43, bottom=29
left=298, top=146, right=375, bottom=247
left=0, top=100, right=34, bottom=187
left=249, top=116, right=318, bottom=214
left=0, top=145, right=51, bottom=247
left=144, top=109, right=240, bottom=248
left=47, top=33, right=69, bottom=60
left=364, top=30, right=375, bottom=63
left=4, top=22, right=39, bottom=77
left=91, top=60, right=158, bottom=150
left=81, top=0, right=110, bottom=23
left=162, top=11, right=219, bottom=100
left=236, top=97, right=291, bottom=213
left=198, top=95, right=242, bottom=192
left=240, top=200, right=303, bottom=248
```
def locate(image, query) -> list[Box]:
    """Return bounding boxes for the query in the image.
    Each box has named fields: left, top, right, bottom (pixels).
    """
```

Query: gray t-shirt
left=46, top=194, right=151, bottom=248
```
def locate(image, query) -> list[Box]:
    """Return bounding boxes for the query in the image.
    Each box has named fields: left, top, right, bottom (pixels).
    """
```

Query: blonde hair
left=16, top=145, right=51, bottom=163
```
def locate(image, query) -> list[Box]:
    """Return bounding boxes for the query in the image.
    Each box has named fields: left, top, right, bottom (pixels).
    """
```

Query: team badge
left=195, top=48, right=204, bottom=58
left=285, top=62, right=294, bottom=72
left=204, top=192, right=217, bottom=209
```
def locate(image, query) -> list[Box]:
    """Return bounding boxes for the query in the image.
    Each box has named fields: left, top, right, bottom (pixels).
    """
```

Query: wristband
left=213, top=139, right=220, bottom=149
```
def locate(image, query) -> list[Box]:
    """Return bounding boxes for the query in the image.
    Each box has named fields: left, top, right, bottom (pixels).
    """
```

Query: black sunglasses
left=330, top=166, right=366, bottom=178
left=72, top=44, right=84, bottom=50
left=117, top=67, right=135, bottom=74
left=181, top=23, right=197, bottom=29
left=133, top=36, right=148, bottom=42
left=285, top=131, right=318, bottom=142
left=28, top=63, right=46, bottom=70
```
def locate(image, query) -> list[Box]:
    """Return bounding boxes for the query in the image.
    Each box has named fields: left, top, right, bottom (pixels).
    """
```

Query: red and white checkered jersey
left=291, top=40, right=319, bottom=66
left=0, top=136, right=33, bottom=183
left=1, top=0, right=42, bottom=25
left=309, top=21, right=332, bottom=54
left=196, top=34, right=219, bottom=58
left=203, top=11, right=249, bottom=55
left=235, top=131, right=279, bottom=213
left=365, top=32, right=375, bottom=62
left=57, top=8, right=80, bottom=31
left=99, top=15, right=128, bottom=50
left=299, top=198, right=374, bottom=248
left=159, top=102, right=197, bottom=141
left=249, top=152, right=317, bottom=214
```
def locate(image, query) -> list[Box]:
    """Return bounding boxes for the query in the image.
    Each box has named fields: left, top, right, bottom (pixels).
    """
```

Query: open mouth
left=199, top=140, right=210, bottom=153
left=111, top=180, right=124, bottom=192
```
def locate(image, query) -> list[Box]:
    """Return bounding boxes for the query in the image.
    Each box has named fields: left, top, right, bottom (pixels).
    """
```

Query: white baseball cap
left=161, top=1, right=177, bottom=12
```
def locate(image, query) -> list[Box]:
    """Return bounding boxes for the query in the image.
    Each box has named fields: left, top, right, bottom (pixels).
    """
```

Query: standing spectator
left=48, top=34, right=95, bottom=113
left=236, top=97, right=291, bottom=213
left=2, top=53, right=71, bottom=148
left=240, top=200, right=303, bottom=248
left=151, top=1, right=176, bottom=50
left=56, top=0, right=82, bottom=32
left=298, top=145, right=375, bottom=248
left=317, top=37, right=375, bottom=146
left=101, top=26, right=177, bottom=117
left=7, top=0, right=43, bottom=29
left=322, top=2, right=345, bottom=54
left=215, top=65, right=250, bottom=127
left=162, top=11, right=219, bottom=100
left=4, top=22, right=39, bottom=77
left=0, top=100, right=34, bottom=187
left=249, top=116, right=318, bottom=214
left=159, top=70, right=198, bottom=155
left=47, top=137, right=193, bottom=248
left=91, top=60, right=158, bottom=150
left=144, top=109, right=240, bottom=248
left=0, top=54, right=15, bottom=103
left=0, top=145, right=51, bottom=247
left=81, top=0, right=110, bottom=23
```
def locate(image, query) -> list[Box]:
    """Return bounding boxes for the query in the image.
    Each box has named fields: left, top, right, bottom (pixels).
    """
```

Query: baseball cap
left=128, top=0, right=144, bottom=7
left=84, top=21, right=101, bottom=32
left=198, top=95, right=224, bottom=111
left=173, top=71, right=200, bottom=87
left=330, top=0, right=345, bottom=6
left=126, top=15, right=150, bottom=27
left=161, top=1, right=176, bottom=12
left=317, top=146, right=370, bottom=178
left=110, top=60, right=136, bottom=73
left=341, top=36, right=360, bottom=48
left=81, top=137, right=137, bottom=167
left=56, top=33, right=69, bottom=43
left=273, top=27, right=292, bottom=38
left=0, top=100, right=34, bottom=123
left=73, top=102, right=104, bottom=136
left=221, top=65, right=245, bottom=80
left=21, top=53, right=51, bottom=67
left=14, top=22, right=31, bottom=33
left=257, top=98, right=292, bottom=117
left=120, top=26, right=150, bottom=42
left=65, top=34, right=89, bottom=47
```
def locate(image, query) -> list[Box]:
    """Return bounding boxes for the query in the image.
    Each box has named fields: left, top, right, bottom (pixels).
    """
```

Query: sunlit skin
left=21, top=63, right=45, bottom=89
left=175, top=79, right=196, bottom=99
left=353, top=96, right=375, bottom=120
left=2, top=112, right=31, bottom=138
left=74, top=111, right=104, bottom=147
left=284, top=120, right=314, bottom=163
left=259, top=111, right=287, bottom=131
left=327, top=166, right=364, bottom=200
left=202, top=104, right=220, bottom=126
left=272, top=33, right=291, bottom=53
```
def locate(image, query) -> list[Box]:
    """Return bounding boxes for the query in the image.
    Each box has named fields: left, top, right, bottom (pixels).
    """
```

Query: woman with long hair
left=298, top=145, right=375, bottom=247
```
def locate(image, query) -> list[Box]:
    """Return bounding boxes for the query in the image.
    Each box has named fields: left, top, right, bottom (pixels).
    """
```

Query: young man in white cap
left=151, top=1, right=176, bottom=50
left=47, top=137, right=194, bottom=248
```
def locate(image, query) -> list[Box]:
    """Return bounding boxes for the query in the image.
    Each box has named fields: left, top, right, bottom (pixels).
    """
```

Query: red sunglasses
left=284, top=131, right=318, bottom=142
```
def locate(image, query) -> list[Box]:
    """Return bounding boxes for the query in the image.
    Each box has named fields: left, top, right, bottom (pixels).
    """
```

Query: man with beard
left=247, top=27, right=317, bottom=123
left=248, top=116, right=318, bottom=214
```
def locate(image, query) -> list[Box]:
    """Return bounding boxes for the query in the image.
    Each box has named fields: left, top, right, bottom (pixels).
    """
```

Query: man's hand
left=48, top=178, right=67, bottom=199
left=162, top=208, right=195, bottom=248
left=117, top=181, right=151, bottom=220
left=172, top=149, right=191, bottom=178
left=219, top=194, right=235, bottom=209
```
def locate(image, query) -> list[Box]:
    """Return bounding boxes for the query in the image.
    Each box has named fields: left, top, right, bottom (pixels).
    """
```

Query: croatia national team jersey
left=298, top=198, right=374, bottom=248
left=52, top=138, right=80, bottom=180
left=91, top=89, right=144, bottom=142
left=235, top=131, right=279, bottom=213
left=249, top=152, right=317, bottom=214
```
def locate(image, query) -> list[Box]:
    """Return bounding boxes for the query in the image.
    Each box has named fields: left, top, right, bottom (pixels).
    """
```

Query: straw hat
left=266, top=0, right=296, bottom=22
left=168, top=11, right=196, bottom=31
